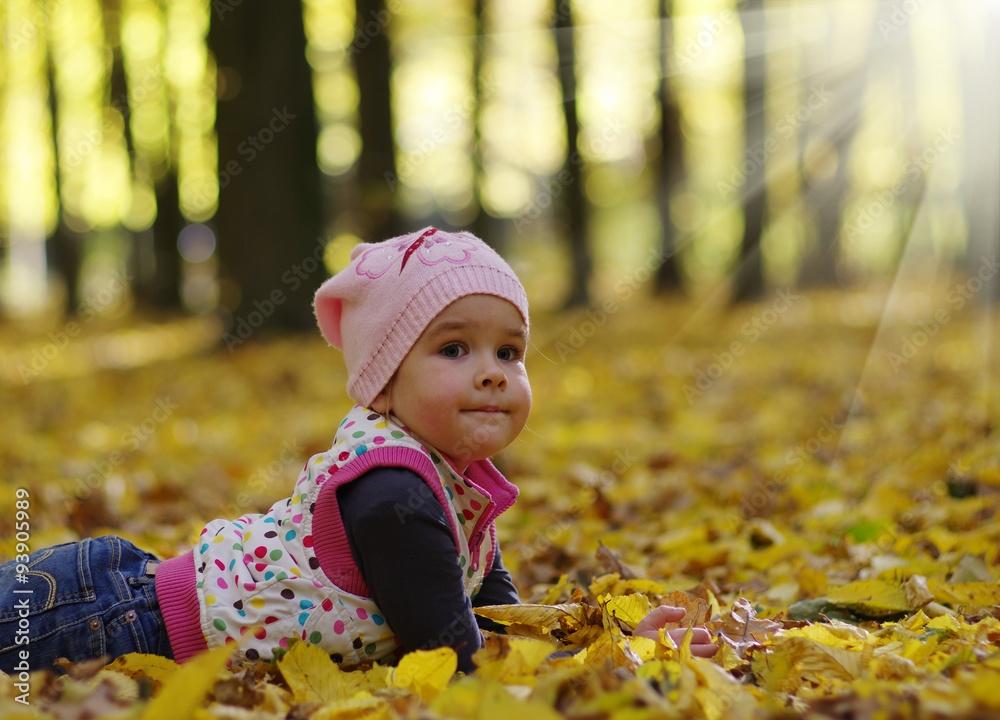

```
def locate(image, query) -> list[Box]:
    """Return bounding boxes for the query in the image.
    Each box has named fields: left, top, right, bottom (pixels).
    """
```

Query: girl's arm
left=337, top=467, right=485, bottom=672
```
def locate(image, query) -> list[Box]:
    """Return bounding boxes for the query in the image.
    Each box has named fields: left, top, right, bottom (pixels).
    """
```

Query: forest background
left=1, top=0, right=1000, bottom=718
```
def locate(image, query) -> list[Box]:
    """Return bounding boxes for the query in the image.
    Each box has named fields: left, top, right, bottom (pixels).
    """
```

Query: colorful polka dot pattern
left=195, top=404, right=495, bottom=664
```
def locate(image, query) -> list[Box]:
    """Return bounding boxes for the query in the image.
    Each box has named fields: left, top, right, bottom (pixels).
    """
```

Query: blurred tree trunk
left=654, top=0, right=683, bottom=293
left=797, top=6, right=878, bottom=287
left=354, top=0, right=404, bottom=242
left=102, top=0, right=182, bottom=310
left=470, top=0, right=504, bottom=251
left=44, top=63, right=83, bottom=315
left=138, top=176, right=183, bottom=308
left=209, top=0, right=323, bottom=331
left=733, top=0, right=765, bottom=302
left=554, top=0, right=590, bottom=307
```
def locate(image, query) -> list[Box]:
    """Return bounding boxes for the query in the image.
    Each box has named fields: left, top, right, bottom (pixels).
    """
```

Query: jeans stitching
left=0, top=538, right=169, bottom=670
left=109, top=536, right=129, bottom=602
left=0, top=546, right=98, bottom=621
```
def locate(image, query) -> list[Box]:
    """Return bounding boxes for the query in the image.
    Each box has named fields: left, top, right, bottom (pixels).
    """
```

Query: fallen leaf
left=104, top=653, right=179, bottom=693
left=140, top=644, right=232, bottom=720
left=905, top=575, right=934, bottom=608
left=278, top=640, right=355, bottom=705
left=827, top=579, right=911, bottom=616
left=390, top=647, right=456, bottom=702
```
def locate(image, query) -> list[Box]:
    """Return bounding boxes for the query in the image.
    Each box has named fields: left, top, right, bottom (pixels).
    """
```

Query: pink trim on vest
left=312, top=446, right=458, bottom=597
left=155, top=551, right=209, bottom=663
left=465, top=460, right=518, bottom=573
left=312, top=447, right=518, bottom=598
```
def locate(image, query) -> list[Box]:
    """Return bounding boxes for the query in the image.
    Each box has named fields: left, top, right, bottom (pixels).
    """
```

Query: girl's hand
left=633, top=604, right=718, bottom=658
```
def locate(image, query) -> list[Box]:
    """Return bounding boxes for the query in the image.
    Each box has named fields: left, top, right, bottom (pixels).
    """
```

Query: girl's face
left=372, top=295, right=531, bottom=472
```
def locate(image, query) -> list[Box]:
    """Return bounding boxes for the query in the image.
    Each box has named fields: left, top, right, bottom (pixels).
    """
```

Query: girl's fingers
left=649, top=605, right=686, bottom=621
left=689, top=642, right=719, bottom=657
left=666, top=627, right=714, bottom=645
left=635, top=606, right=719, bottom=657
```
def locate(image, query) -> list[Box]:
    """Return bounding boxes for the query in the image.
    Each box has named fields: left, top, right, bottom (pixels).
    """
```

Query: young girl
left=1, top=227, right=715, bottom=675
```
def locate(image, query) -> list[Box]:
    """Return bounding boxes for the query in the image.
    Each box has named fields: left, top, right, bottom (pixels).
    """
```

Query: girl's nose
left=477, top=356, right=507, bottom=389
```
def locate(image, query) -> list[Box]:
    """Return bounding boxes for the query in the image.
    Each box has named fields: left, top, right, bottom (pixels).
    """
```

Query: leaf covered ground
left=1, top=281, right=1000, bottom=719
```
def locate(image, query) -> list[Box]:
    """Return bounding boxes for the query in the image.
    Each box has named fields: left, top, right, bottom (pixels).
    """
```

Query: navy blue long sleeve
left=337, top=467, right=519, bottom=673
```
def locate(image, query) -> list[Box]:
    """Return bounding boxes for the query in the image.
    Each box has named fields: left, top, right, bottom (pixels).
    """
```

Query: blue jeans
left=0, top=536, right=173, bottom=673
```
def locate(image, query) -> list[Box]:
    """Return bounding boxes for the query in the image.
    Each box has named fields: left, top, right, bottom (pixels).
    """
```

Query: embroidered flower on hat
left=355, top=228, right=480, bottom=279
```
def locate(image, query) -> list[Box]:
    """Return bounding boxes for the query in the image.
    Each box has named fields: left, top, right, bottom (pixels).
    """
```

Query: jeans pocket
left=0, top=540, right=104, bottom=669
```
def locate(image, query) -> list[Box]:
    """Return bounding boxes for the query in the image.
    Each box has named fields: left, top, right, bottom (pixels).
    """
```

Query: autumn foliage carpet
left=1, top=285, right=1000, bottom=719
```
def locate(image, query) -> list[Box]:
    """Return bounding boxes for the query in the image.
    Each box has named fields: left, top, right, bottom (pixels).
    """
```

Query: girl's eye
left=441, top=343, right=466, bottom=358
left=497, top=346, right=521, bottom=361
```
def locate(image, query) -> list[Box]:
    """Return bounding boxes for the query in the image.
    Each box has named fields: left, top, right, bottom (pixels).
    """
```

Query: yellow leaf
left=713, top=642, right=748, bottom=672
left=774, top=636, right=871, bottom=687
left=926, top=614, right=962, bottom=633
left=312, top=695, right=391, bottom=720
left=474, top=638, right=556, bottom=685
left=445, top=680, right=562, bottom=720
left=590, top=573, right=670, bottom=599
left=429, top=676, right=509, bottom=718
left=576, top=632, right=614, bottom=667
left=278, top=639, right=354, bottom=704
left=689, top=658, right=752, bottom=720
left=104, top=652, right=179, bottom=692
left=610, top=578, right=670, bottom=596
left=827, top=579, right=911, bottom=615
left=600, top=593, right=652, bottom=630
left=928, top=580, right=1000, bottom=607
left=391, top=647, right=457, bottom=702
left=630, top=635, right=659, bottom=662
left=538, top=574, right=572, bottom=604
left=474, top=603, right=595, bottom=631
left=782, top=622, right=867, bottom=649
left=140, top=644, right=231, bottom=720
left=559, top=625, right=604, bottom=650
left=901, top=636, right=938, bottom=664
left=612, top=635, right=643, bottom=670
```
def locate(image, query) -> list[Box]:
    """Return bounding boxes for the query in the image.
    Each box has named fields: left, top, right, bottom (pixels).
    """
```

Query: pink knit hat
left=314, top=227, right=529, bottom=406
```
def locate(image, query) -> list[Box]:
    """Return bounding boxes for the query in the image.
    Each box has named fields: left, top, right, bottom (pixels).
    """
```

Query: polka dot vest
left=194, top=405, right=509, bottom=664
